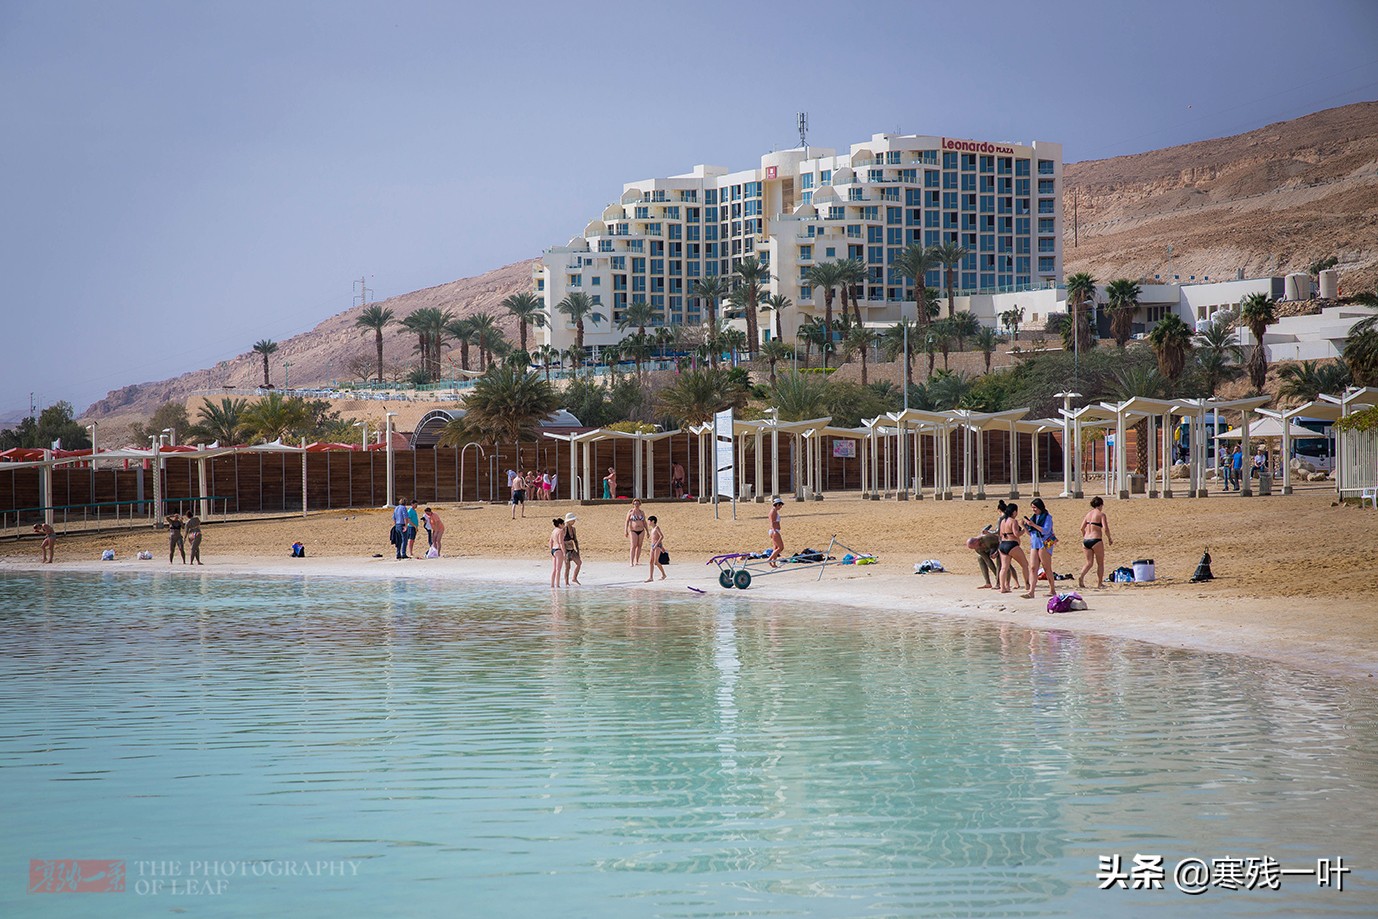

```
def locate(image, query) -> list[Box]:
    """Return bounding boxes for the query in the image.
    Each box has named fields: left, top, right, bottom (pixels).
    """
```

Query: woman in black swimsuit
left=996, top=503, right=1034, bottom=598
left=166, top=513, right=186, bottom=564
left=1079, top=496, right=1113, bottom=588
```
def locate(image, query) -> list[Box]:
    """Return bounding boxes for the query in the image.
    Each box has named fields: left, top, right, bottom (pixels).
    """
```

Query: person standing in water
left=766, top=498, right=785, bottom=567
left=548, top=518, right=566, bottom=588
left=1079, top=496, right=1113, bottom=588
left=625, top=499, right=648, bottom=566
left=645, top=515, right=666, bottom=582
left=562, top=512, right=582, bottom=586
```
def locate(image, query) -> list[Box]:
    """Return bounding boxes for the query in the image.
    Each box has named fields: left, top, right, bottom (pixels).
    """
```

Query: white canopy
left=1216, top=417, right=1318, bottom=441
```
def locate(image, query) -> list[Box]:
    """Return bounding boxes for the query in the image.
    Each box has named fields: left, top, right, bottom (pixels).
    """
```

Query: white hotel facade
left=537, top=132, right=1064, bottom=352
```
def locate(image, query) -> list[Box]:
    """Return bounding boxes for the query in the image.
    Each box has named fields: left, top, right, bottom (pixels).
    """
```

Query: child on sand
left=33, top=523, right=55, bottom=563
left=549, top=518, right=566, bottom=588
left=645, top=516, right=666, bottom=582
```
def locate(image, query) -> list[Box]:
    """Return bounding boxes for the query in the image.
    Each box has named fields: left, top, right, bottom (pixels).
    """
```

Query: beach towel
left=426, top=546, right=439, bottom=559
left=1047, top=592, right=1084, bottom=613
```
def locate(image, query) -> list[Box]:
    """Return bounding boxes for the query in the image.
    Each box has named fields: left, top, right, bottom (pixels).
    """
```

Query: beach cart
left=707, top=535, right=875, bottom=589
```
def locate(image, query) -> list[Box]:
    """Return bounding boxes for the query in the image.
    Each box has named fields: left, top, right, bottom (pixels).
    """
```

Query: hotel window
left=1016, top=159, right=1030, bottom=176
left=1038, top=217, right=1054, bottom=234
left=925, top=170, right=940, bottom=188
left=665, top=206, right=680, bottom=219
left=591, top=276, right=601, bottom=286
left=800, top=245, right=812, bottom=260
left=801, top=191, right=812, bottom=205
left=634, top=206, right=649, bottom=219
left=1038, top=237, right=1055, bottom=253
left=868, top=225, right=882, bottom=243
left=887, top=151, right=902, bottom=164
left=1038, top=160, right=1055, bottom=175
left=668, top=224, right=682, bottom=240
left=998, top=157, right=1013, bottom=175
left=868, top=169, right=884, bottom=183
left=704, top=189, right=718, bottom=205
left=569, top=275, right=581, bottom=286
left=825, top=247, right=836, bottom=257
left=980, top=175, right=995, bottom=193
left=962, top=153, right=976, bottom=170
left=846, top=224, right=862, bottom=238
left=650, top=240, right=664, bottom=255
left=1038, top=256, right=1055, bottom=273
left=942, top=151, right=957, bottom=169
left=598, top=239, right=613, bottom=252
left=961, top=174, right=977, bottom=192
left=943, top=171, right=957, bottom=190
left=849, top=187, right=864, bottom=201
left=1038, top=199, right=1056, bottom=214
left=611, top=256, right=625, bottom=270
left=801, top=285, right=812, bottom=299
left=632, top=257, right=645, bottom=273
left=887, top=206, right=902, bottom=225
left=612, top=274, right=626, bottom=290
left=980, top=195, right=994, bottom=212
left=828, top=206, right=845, bottom=220
left=882, top=187, right=900, bottom=201
left=650, top=258, right=663, bottom=274
left=980, top=155, right=994, bottom=173
left=861, top=206, right=879, bottom=221
left=900, top=169, right=917, bottom=183
left=1038, top=179, right=1055, bottom=195
left=820, top=169, right=832, bottom=184
left=887, top=227, right=902, bottom=246
left=801, top=173, right=814, bottom=189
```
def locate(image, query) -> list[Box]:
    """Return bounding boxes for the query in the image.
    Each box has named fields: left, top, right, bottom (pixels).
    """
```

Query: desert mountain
left=83, top=101, right=1378, bottom=427
left=84, top=260, right=537, bottom=425
left=1063, top=101, right=1378, bottom=291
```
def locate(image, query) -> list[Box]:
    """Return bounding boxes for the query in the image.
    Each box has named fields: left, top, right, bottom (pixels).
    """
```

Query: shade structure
left=1215, top=418, right=1319, bottom=441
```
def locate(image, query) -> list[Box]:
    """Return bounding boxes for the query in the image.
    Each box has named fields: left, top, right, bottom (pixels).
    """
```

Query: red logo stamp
left=29, top=859, right=126, bottom=893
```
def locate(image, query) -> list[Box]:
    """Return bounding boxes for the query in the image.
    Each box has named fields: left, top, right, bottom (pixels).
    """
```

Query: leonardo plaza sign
left=941, top=137, right=1017, bottom=155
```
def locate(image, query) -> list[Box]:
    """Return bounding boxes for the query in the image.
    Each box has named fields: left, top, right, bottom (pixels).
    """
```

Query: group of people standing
left=509, top=469, right=556, bottom=518
left=391, top=498, right=445, bottom=559
left=1217, top=444, right=1269, bottom=491
left=546, top=498, right=668, bottom=587
left=967, top=497, right=1114, bottom=598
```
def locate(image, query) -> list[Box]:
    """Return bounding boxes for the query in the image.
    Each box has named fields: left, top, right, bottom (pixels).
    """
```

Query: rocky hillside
left=83, top=259, right=537, bottom=424
left=1064, top=101, right=1378, bottom=292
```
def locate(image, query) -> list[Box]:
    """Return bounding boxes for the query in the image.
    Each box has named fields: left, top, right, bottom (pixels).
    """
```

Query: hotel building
left=536, top=132, right=1063, bottom=352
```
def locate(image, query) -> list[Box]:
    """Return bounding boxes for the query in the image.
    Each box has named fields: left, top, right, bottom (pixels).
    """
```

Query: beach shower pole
left=354, top=421, right=368, bottom=450
left=384, top=411, right=398, bottom=507
left=86, top=422, right=97, bottom=506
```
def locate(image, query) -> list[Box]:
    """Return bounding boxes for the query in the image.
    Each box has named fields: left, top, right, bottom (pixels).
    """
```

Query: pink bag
left=1047, top=592, right=1084, bottom=614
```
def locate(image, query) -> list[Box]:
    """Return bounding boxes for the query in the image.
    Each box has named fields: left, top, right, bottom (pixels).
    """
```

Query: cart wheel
left=719, top=570, right=735, bottom=589
left=734, top=570, right=752, bottom=589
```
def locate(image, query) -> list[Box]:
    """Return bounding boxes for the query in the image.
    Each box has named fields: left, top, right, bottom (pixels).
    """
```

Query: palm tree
left=691, top=276, right=729, bottom=330
left=436, top=365, right=558, bottom=471
left=1147, top=313, right=1194, bottom=383
left=950, top=311, right=981, bottom=352
left=1194, top=318, right=1244, bottom=396
left=924, top=369, right=973, bottom=410
left=840, top=323, right=877, bottom=385
left=1277, top=361, right=1352, bottom=403
left=759, top=339, right=793, bottom=386
left=797, top=317, right=826, bottom=368
left=656, top=368, right=749, bottom=426
left=252, top=339, right=278, bottom=388
left=771, top=371, right=829, bottom=421
left=533, top=344, right=560, bottom=382
left=1343, top=294, right=1378, bottom=385
left=893, top=245, right=941, bottom=329
left=354, top=305, right=395, bottom=383
left=621, top=331, right=655, bottom=382
left=838, top=258, right=868, bottom=326
left=617, top=299, right=657, bottom=339
left=1064, top=272, right=1099, bottom=371
left=241, top=392, right=310, bottom=442
left=1105, top=279, right=1141, bottom=348
left=468, top=311, right=506, bottom=370
left=881, top=320, right=919, bottom=386
left=804, top=262, right=844, bottom=361
left=732, top=256, right=770, bottom=357
left=931, top=317, right=956, bottom=371
left=556, top=291, right=602, bottom=355
left=403, top=307, right=453, bottom=381
left=444, top=316, right=476, bottom=372
left=922, top=326, right=939, bottom=378
left=930, top=241, right=968, bottom=318
left=762, top=293, right=792, bottom=344
left=500, top=292, right=546, bottom=354
left=1111, top=364, right=1170, bottom=475
left=975, top=326, right=999, bottom=374
left=1238, top=292, right=1278, bottom=391
left=191, top=397, right=248, bottom=444
left=561, top=345, right=585, bottom=379
left=1000, top=306, right=1025, bottom=339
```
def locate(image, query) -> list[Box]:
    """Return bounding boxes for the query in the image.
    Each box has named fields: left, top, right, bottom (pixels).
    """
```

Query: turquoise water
left=2, top=571, right=1376, bottom=918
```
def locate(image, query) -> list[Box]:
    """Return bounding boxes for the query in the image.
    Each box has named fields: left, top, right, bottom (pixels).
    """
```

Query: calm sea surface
left=1, top=571, right=1375, bottom=917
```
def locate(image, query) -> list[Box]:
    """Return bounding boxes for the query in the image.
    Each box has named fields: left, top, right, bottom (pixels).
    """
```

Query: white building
left=537, top=132, right=1064, bottom=352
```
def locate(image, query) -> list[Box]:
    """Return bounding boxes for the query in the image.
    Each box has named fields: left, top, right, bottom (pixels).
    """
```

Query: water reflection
left=1, top=571, right=1375, bottom=916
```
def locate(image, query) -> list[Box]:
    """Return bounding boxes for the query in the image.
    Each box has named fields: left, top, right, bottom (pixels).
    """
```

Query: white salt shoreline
left=5, top=553, right=1376, bottom=684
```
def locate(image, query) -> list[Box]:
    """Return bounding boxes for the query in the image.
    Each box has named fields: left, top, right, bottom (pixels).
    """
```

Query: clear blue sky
left=4, top=0, right=1376, bottom=417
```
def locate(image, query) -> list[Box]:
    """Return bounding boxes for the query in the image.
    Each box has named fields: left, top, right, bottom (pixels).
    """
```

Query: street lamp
left=162, top=427, right=175, bottom=447
left=353, top=420, right=369, bottom=449
left=384, top=411, right=399, bottom=507
left=284, top=360, right=292, bottom=391
left=85, top=422, right=98, bottom=465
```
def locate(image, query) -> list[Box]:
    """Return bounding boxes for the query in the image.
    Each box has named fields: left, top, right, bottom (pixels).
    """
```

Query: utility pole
left=1072, top=190, right=1078, bottom=249
left=353, top=276, right=373, bottom=309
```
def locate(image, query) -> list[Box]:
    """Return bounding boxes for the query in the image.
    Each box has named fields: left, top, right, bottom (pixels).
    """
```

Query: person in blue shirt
left=406, top=500, right=421, bottom=558
left=1230, top=446, right=1244, bottom=492
left=392, top=499, right=410, bottom=559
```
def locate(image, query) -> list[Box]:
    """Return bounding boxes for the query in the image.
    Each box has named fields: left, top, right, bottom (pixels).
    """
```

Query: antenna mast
left=797, top=112, right=808, bottom=153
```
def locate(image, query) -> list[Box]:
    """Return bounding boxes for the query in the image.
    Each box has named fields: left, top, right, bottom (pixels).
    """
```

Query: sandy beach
left=4, top=487, right=1377, bottom=681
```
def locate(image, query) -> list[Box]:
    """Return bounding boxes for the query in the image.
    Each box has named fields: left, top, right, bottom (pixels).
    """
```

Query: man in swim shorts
left=511, top=472, right=526, bottom=519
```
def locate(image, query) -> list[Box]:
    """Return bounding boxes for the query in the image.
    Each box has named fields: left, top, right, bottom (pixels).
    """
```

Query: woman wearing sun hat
left=561, top=512, right=582, bottom=586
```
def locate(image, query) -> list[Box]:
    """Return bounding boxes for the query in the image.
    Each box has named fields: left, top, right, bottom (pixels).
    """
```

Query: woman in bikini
left=997, top=502, right=1035, bottom=598
left=766, top=498, right=784, bottom=567
left=1024, top=497, right=1056, bottom=598
left=1079, top=496, right=1113, bottom=588
left=561, top=512, right=582, bottom=586
left=625, top=499, right=647, bottom=566
left=603, top=467, right=617, bottom=500
left=549, top=518, right=566, bottom=588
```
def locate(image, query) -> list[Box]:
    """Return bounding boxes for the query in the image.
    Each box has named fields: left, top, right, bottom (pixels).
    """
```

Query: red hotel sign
left=941, top=138, right=1016, bottom=155
left=765, top=166, right=778, bottom=178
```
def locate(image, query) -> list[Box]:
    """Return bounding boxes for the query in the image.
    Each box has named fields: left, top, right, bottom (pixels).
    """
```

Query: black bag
left=659, top=550, right=670, bottom=565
